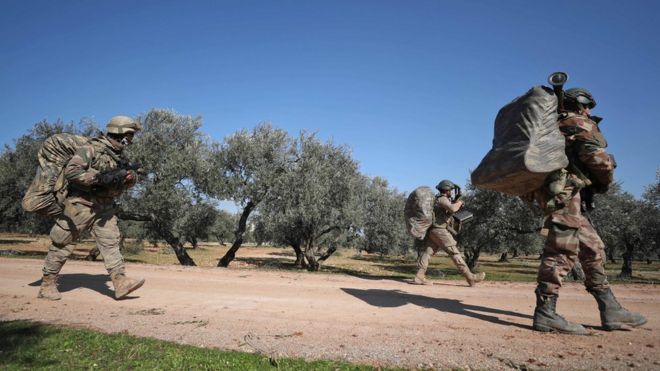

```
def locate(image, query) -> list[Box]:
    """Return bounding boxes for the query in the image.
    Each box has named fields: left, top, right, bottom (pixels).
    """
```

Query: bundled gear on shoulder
left=471, top=79, right=569, bottom=196
left=22, top=133, right=89, bottom=217
left=404, top=186, right=436, bottom=240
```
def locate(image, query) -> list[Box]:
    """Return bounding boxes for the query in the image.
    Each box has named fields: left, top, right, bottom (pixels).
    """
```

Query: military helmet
left=564, top=88, right=596, bottom=109
left=106, top=115, right=141, bottom=135
left=436, top=179, right=455, bottom=192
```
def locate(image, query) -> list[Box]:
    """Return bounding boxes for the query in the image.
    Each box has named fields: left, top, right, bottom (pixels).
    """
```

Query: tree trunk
left=318, top=246, right=337, bottom=262
left=85, top=247, right=100, bottom=261
left=568, top=262, right=586, bottom=281
left=218, top=201, right=255, bottom=267
left=619, top=246, right=633, bottom=278
left=607, top=248, right=617, bottom=264
left=498, top=251, right=509, bottom=262
left=304, top=243, right=320, bottom=272
left=117, top=210, right=196, bottom=266
left=464, top=247, right=481, bottom=272
left=291, top=243, right=306, bottom=268
left=190, top=236, right=198, bottom=249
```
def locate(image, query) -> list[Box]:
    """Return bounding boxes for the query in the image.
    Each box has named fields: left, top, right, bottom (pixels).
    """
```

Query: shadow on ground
left=28, top=273, right=135, bottom=300
left=341, top=288, right=533, bottom=330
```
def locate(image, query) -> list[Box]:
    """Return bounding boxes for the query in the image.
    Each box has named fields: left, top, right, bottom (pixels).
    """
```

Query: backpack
left=22, top=133, right=89, bottom=217
left=404, top=186, right=435, bottom=240
left=470, top=86, right=569, bottom=196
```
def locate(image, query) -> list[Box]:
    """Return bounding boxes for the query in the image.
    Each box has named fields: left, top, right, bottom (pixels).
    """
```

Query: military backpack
left=403, top=186, right=435, bottom=240
left=471, top=86, right=569, bottom=196
left=22, top=133, right=89, bottom=217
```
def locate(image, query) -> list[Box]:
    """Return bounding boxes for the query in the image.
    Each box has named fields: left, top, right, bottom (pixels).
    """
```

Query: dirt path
left=1, top=257, right=658, bottom=370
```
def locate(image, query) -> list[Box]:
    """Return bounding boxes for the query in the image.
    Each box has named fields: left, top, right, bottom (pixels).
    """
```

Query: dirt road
left=1, top=257, right=658, bottom=370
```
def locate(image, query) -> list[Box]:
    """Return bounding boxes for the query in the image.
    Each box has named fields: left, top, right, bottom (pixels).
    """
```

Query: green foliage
left=0, top=119, right=98, bottom=234
left=591, top=182, right=660, bottom=276
left=458, top=185, right=542, bottom=270
left=0, top=320, right=385, bottom=370
left=260, top=132, right=362, bottom=270
left=118, top=109, right=213, bottom=265
left=356, top=176, right=411, bottom=255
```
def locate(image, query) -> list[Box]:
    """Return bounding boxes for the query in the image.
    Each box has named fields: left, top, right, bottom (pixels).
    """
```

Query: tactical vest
left=433, top=195, right=453, bottom=227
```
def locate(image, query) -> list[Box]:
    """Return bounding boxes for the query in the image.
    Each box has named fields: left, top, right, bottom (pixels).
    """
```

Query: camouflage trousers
left=42, top=196, right=124, bottom=276
left=537, top=209, right=610, bottom=296
left=417, top=226, right=461, bottom=275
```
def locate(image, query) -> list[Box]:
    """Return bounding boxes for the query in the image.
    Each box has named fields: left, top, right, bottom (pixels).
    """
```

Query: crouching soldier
left=38, top=115, right=145, bottom=300
left=414, top=179, right=486, bottom=286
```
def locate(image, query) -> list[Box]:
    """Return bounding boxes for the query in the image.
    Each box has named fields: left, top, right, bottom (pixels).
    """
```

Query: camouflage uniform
left=416, top=194, right=485, bottom=286
left=42, top=136, right=134, bottom=277
left=531, top=108, right=645, bottom=333
left=535, top=112, right=614, bottom=296
left=39, top=115, right=144, bottom=300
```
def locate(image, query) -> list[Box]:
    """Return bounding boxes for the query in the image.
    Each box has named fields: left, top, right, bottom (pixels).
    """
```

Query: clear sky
left=2, top=0, right=659, bottom=197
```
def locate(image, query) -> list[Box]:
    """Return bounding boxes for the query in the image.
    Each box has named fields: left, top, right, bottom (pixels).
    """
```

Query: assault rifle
left=94, top=160, right=142, bottom=187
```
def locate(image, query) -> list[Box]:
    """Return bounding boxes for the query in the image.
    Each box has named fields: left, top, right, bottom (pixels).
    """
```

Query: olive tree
left=458, top=185, right=541, bottom=270
left=202, top=123, right=294, bottom=267
left=591, top=181, right=660, bottom=277
left=356, top=176, right=411, bottom=255
left=259, top=132, right=361, bottom=271
left=116, top=109, right=213, bottom=266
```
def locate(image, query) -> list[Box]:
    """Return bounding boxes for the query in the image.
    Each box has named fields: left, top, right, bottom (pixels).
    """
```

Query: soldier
left=414, top=179, right=486, bottom=286
left=530, top=88, right=646, bottom=334
left=38, top=116, right=145, bottom=300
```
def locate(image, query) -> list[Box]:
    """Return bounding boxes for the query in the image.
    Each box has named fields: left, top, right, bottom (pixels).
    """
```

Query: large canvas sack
left=22, top=133, right=89, bottom=217
left=404, top=186, right=435, bottom=240
left=471, top=86, right=568, bottom=196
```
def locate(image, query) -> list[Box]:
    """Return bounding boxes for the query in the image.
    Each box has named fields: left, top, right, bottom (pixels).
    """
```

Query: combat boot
left=110, top=272, right=145, bottom=299
left=588, top=288, right=647, bottom=330
left=450, top=254, right=485, bottom=287
left=413, top=271, right=432, bottom=285
left=533, top=289, right=587, bottom=335
left=37, top=274, right=62, bottom=300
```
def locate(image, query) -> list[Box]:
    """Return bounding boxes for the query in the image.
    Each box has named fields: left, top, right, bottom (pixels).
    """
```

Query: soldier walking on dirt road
left=527, top=88, right=646, bottom=334
left=38, top=116, right=145, bottom=300
left=414, top=179, right=486, bottom=287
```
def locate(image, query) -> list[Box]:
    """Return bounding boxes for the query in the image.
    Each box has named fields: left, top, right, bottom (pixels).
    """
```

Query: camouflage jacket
left=64, top=135, right=132, bottom=198
left=433, top=195, right=461, bottom=228
left=559, top=112, right=615, bottom=189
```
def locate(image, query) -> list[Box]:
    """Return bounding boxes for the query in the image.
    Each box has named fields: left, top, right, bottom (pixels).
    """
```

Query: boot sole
left=603, top=318, right=648, bottom=331
left=115, top=279, right=146, bottom=299
left=533, top=323, right=588, bottom=335
left=37, top=294, right=62, bottom=301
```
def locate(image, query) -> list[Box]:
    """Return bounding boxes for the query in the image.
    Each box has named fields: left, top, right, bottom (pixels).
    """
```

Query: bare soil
left=1, top=257, right=658, bottom=370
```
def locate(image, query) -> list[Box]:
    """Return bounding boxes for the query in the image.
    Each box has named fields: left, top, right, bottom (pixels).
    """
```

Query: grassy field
left=0, top=320, right=393, bottom=370
left=1, top=233, right=659, bottom=284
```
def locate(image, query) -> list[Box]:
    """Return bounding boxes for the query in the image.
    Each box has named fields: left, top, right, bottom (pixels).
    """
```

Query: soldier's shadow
left=29, top=273, right=127, bottom=300
left=341, top=288, right=533, bottom=330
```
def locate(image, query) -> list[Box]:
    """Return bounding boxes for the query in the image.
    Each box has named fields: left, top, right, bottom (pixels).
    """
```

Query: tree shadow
left=0, top=320, right=59, bottom=367
left=28, top=273, right=126, bottom=300
left=341, top=288, right=533, bottom=330
left=0, top=238, right=37, bottom=245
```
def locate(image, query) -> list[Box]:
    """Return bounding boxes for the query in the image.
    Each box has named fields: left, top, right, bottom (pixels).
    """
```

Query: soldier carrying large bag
left=404, top=180, right=485, bottom=287
left=23, top=116, right=146, bottom=301
left=472, top=73, right=646, bottom=334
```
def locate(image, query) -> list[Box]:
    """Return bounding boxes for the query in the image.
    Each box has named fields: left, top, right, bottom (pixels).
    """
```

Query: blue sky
left=2, top=0, right=659, bottom=197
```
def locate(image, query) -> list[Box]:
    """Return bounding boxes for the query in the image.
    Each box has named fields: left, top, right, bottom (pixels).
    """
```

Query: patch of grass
left=0, top=320, right=393, bottom=370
